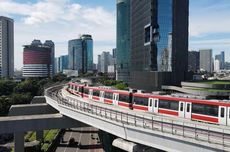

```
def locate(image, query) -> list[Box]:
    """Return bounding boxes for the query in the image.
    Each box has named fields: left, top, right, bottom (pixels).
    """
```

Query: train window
left=187, top=104, right=190, bottom=112
left=79, top=87, right=83, bottom=92
left=119, top=94, right=130, bottom=103
left=133, top=97, right=148, bottom=106
left=93, top=90, right=100, bottom=96
left=104, top=92, right=113, bottom=99
left=192, top=104, right=218, bottom=117
left=221, top=108, right=225, bottom=118
left=149, top=100, right=152, bottom=107
left=180, top=103, right=184, bottom=111
left=155, top=101, right=158, bottom=107
left=159, top=100, right=179, bottom=110
left=84, top=88, right=89, bottom=94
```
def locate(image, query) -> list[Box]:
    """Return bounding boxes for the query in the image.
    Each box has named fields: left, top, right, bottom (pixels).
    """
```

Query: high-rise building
left=215, top=51, right=225, bottom=70
left=81, top=35, right=93, bottom=73
left=68, top=35, right=93, bottom=73
left=98, top=52, right=113, bottom=73
left=0, top=16, right=14, bottom=78
left=44, top=40, right=55, bottom=75
left=55, top=55, right=68, bottom=73
left=116, top=0, right=130, bottom=83
left=188, top=51, right=200, bottom=72
left=200, top=49, right=213, bottom=73
left=23, top=40, right=53, bottom=78
left=68, top=39, right=82, bottom=71
left=130, top=0, right=189, bottom=91
left=97, top=55, right=101, bottom=73
left=221, top=51, right=225, bottom=69
left=214, top=59, right=220, bottom=72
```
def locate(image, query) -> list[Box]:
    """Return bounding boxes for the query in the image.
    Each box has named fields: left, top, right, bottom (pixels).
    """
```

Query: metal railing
left=45, top=87, right=230, bottom=147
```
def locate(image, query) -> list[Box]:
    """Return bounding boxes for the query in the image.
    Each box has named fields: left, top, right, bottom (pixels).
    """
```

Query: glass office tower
left=68, top=39, right=83, bottom=72
left=81, top=35, right=93, bottom=73
left=130, top=0, right=189, bottom=91
left=68, top=35, right=93, bottom=74
left=116, top=0, right=130, bottom=83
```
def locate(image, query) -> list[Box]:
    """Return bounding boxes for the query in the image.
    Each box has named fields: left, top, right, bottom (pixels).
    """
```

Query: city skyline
left=0, top=0, right=230, bottom=70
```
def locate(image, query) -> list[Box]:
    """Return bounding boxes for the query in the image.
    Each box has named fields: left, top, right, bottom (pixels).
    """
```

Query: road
left=55, top=127, right=103, bottom=152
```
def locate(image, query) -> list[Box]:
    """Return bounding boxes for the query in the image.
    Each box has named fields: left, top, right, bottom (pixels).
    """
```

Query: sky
left=0, top=0, right=230, bottom=70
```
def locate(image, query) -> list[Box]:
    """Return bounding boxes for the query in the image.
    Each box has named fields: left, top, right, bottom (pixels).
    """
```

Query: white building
left=214, top=59, right=220, bottom=73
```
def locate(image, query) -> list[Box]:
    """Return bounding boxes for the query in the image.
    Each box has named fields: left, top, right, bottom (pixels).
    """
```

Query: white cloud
left=189, top=2, right=230, bottom=37
left=0, top=0, right=116, bottom=69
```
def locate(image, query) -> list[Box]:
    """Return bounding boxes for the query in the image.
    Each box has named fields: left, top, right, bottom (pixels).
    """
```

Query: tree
left=0, top=80, right=17, bottom=96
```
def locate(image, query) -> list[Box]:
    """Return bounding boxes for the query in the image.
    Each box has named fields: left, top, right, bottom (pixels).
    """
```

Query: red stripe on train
left=104, top=99, right=112, bottom=104
left=192, top=114, right=218, bottom=123
left=133, top=105, right=148, bottom=111
left=92, top=96, right=99, bottom=100
left=158, top=109, right=178, bottom=116
left=83, top=94, right=88, bottom=98
left=118, top=102, right=129, bottom=107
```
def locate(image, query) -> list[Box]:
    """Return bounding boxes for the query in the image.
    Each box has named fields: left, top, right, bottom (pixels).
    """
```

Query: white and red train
left=66, top=82, right=230, bottom=126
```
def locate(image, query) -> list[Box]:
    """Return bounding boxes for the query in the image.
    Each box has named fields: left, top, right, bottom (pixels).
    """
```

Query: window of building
left=144, top=24, right=152, bottom=45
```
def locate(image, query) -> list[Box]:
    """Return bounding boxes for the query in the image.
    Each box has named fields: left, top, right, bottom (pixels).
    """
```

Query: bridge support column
left=14, top=132, right=24, bottom=152
left=36, top=130, right=43, bottom=142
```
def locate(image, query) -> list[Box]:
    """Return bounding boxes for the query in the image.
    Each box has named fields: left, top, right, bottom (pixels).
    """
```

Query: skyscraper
left=200, top=49, right=213, bottom=73
left=81, top=35, right=93, bottom=73
left=188, top=51, right=200, bottom=72
left=98, top=52, right=113, bottom=73
left=44, top=40, right=55, bottom=75
left=215, top=51, right=225, bottom=70
left=68, top=39, right=82, bottom=71
left=130, top=0, right=189, bottom=91
left=116, top=0, right=131, bottom=83
left=0, top=16, right=14, bottom=78
left=68, top=35, right=93, bottom=73
left=220, top=51, right=225, bottom=69
left=55, top=55, right=68, bottom=73
left=23, top=40, right=53, bottom=78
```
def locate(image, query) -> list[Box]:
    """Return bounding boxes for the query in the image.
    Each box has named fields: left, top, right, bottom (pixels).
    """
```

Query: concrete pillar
left=36, top=130, right=43, bottom=142
left=14, top=132, right=24, bottom=152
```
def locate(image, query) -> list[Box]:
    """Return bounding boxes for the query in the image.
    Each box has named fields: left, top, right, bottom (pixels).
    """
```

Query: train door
left=185, top=102, right=192, bottom=119
left=219, top=106, right=227, bottom=125
left=148, top=98, right=159, bottom=113
left=99, top=91, right=105, bottom=103
left=89, top=89, right=93, bottom=99
left=179, top=101, right=185, bottom=118
left=148, top=98, right=154, bottom=112
left=113, top=93, right=119, bottom=106
left=227, top=107, right=230, bottom=126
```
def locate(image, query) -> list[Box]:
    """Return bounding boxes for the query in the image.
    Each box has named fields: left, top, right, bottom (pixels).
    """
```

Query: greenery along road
left=0, top=73, right=70, bottom=116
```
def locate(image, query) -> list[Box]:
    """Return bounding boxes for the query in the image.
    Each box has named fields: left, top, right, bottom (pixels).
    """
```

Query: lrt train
left=66, top=82, right=230, bottom=126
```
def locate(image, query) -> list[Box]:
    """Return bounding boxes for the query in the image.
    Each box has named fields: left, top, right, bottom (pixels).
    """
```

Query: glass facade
left=84, top=39, right=93, bottom=72
left=144, top=0, right=173, bottom=71
left=130, top=0, right=188, bottom=91
left=68, top=39, right=83, bottom=71
left=68, top=35, right=93, bottom=73
left=116, top=0, right=130, bottom=83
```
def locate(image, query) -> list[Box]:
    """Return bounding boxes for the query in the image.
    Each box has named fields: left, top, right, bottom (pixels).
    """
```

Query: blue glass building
left=68, top=35, right=93, bottom=73
left=68, top=39, right=83, bottom=72
left=81, top=35, right=93, bottom=73
left=116, top=0, right=130, bottom=83
left=55, top=55, right=69, bottom=73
